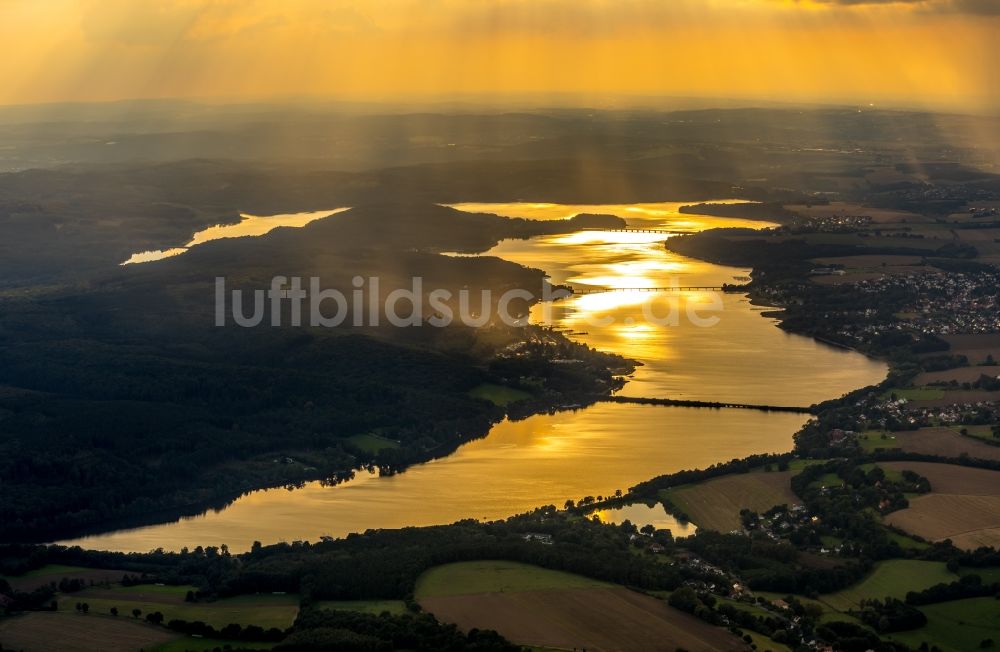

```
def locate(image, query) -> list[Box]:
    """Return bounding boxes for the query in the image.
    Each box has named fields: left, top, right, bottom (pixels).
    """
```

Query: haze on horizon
left=1, top=0, right=998, bottom=114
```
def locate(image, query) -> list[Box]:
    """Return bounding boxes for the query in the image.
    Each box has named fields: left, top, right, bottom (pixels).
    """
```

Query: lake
left=121, top=208, right=349, bottom=264
left=62, top=201, right=886, bottom=552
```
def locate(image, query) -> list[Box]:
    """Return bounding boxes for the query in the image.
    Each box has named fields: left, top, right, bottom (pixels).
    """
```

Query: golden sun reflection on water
left=589, top=503, right=698, bottom=538
left=61, top=201, right=888, bottom=553
left=122, top=208, right=350, bottom=265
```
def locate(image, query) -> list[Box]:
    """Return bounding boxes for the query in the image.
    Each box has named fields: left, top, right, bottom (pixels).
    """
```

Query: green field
left=886, top=598, right=1000, bottom=652
left=414, top=561, right=611, bottom=599
left=962, top=566, right=1000, bottom=584
left=62, top=585, right=299, bottom=629
left=883, top=528, right=930, bottom=551
left=2, top=564, right=90, bottom=581
left=744, top=631, right=792, bottom=652
left=314, top=599, right=408, bottom=615
left=346, top=432, right=400, bottom=453
left=468, top=383, right=532, bottom=406
left=786, top=459, right=829, bottom=472
left=954, top=424, right=999, bottom=444
left=819, top=560, right=954, bottom=611
left=858, top=430, right=900, bottom=452
left=808, top=472, right=843, bottom=489
left=0, top=564, right=126, bottom=591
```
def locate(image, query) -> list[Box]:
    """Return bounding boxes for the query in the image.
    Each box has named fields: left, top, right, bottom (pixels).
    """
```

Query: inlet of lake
left=62, top=202, right=887, bottom=552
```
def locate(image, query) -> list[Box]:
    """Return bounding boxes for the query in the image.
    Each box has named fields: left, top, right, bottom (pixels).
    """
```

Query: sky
left=1, top=0, right=997, bottom=112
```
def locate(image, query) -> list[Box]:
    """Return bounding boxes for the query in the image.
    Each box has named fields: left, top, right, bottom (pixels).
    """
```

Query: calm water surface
left=64, top=201, right=886, bottom=552
left=590, top=502, right=698, bottom=537
left=122, top=208, right=349, bottom=264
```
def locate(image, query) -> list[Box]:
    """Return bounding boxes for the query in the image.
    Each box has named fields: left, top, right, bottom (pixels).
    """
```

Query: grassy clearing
left=64, top=585, right=299, bottom=629
left=886, top=597, right=1000, bottom=652
left=744, top=631, right=792, bottom=652
left=0, top=564, right=126, bottom=592
left=346, top=432, right=400, bottom=453
left=954, top=424, right=999, bottom=443
left=818, top=560, right=954, bottom=612
left=314, top=599, right=408, bottom=615
left=883, top=528, right=930, bottom=551
left=786, top=459, right=828, bottom=472
left=858, top=430, right=900, bottom=452
left=807, top=472, right=842, bottom=489
left=415, top=561, right=611, bottom=599
left=468, top=383, right=531, bottom=406
left=858, top=463, right=906, bottom=483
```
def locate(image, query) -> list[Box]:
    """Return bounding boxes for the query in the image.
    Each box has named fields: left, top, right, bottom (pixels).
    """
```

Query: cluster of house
left=906, top=401, right=1000, bottom=427
left=780, top=214, right=872, bottom=234
left=742, top=503, right=823, bottom=545
left=838, top=390, right=999, bottom=435
left=854, top=270, right=1000, bottom=335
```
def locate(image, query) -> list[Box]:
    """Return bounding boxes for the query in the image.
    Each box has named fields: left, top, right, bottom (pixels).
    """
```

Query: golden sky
left=2, top=0, right=997, bottom=112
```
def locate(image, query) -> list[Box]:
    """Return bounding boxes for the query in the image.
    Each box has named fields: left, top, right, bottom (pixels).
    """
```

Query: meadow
left=887, top=597, right=1000, bottom=652
left=818, top=560, right=954, bottom=612
left=61, top=584, right=299, bottom=630
left=415, top=560, right=611, bottom=598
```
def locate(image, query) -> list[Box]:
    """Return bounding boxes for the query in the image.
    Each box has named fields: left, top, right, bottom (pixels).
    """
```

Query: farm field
left=881, top=387, right=945, bottom=401
left=313, top=599, right=408, bottom=615
left=61, top=584, right=299, bottom=629
left=857, top=427, right=1000, bottom=460
left=906, top=390, right=1000, bottom=409
left=0, top=564, right=127, bottom=592
left=915, top=366, right=1000, bottom=385
left=0, top=611, right=176, bottom=652
left=817, top=560, right=954, bottom=612
left=417, top=562, right=748, bottom=651
left=661, top=470, right=798, bottom=532
left=885, top=597, right=1000, bottom=652
left=809, top=254, right=935, bottom=285
left=881, top=462, right=1000, bottom=549
left=943, top=334, right=1000, bottom=365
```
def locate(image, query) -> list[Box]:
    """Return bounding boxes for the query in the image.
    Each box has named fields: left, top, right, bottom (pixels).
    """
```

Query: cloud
left=79, top=0, right=377, bottom=46
left=797, top=0, right=1000, bottom=15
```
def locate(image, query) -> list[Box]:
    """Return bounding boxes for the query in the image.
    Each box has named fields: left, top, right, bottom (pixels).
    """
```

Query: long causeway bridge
left=600, top=395, right=814, bottom=414
left=572, top=285, right=726, bottom=294
left=581, top=227, right=682, bottom=234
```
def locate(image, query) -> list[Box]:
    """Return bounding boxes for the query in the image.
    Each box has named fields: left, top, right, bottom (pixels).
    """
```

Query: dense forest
left=0, top=204, right=632, bottom=541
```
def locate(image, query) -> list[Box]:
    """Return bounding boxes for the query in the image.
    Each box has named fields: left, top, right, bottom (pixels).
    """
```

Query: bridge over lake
left=581, top=227, right=684, bottom=234
left=600, top=395, right=814, bottom=414
left=571, top=285, right=728, bottom=294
